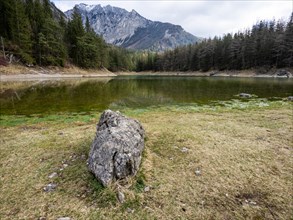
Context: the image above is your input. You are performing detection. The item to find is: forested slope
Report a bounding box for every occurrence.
[136,14,293,72]
[0,0,292,73]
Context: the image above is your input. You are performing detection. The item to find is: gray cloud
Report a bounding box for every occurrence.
[52,0,293,37]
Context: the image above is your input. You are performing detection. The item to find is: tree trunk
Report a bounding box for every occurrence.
[1,36,5,59]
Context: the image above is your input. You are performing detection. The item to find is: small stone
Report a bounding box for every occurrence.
[181,147,189,153]
[43,183,57,192]
[57,217,71,220]
[195,168,201,176]
[63,163,68,168]
[117,191,125,203]
[144,186,150,192]
[48,172,58,179]
[287,96,293,101]
[239,93,252,98]
[126,207,134,213]
[249,200,257,205]
[39,217,46,220]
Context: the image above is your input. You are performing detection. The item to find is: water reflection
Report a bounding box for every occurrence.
[0,76,292,115]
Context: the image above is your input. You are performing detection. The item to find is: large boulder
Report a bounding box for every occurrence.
[275,69,292,78]
[88,110,145,187]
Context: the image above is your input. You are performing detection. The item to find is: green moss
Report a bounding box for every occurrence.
[0,112,100,127]
[121,195,141,211]
[134,172,146,193]
[1,99,291,127]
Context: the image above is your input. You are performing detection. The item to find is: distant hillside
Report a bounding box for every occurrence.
[65,4,200,51]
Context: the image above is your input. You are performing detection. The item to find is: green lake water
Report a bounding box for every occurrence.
[0,76,292,115]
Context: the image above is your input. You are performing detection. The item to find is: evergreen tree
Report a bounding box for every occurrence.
[145,15,292,72]
[0,0,33,63]
[85,16,92,33]
[66,7,85,65]
[284,13,293,67]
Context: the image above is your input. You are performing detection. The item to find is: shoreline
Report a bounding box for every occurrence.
[0,73,116,81]
[1,65,292,81]
[0,64,117,81]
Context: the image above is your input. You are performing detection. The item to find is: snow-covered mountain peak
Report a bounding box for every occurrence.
[65,3,199,51]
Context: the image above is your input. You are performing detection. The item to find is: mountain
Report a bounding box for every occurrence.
[65,3,200,51]
[50,2,67,21]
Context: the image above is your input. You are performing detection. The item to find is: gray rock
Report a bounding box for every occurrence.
[239,93,252,98]
[209,71,218,76]
[117,191,125,203]
[43,183,57,192]
[181,147,189,153]
[57,218,71,220]
[276,69,292,78]
[249,201,257,206]
[48,172,58,179]
[288,96,293,101]
[144,186,150,192]
[88,110,145,187]
[127,207,134,213]
[195,169,201,176]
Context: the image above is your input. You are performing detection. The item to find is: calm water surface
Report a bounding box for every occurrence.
[0,76,292,115]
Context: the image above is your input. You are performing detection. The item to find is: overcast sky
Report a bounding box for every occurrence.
[51,0,293,38]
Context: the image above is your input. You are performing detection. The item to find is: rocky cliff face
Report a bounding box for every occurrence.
[65,4,199,51]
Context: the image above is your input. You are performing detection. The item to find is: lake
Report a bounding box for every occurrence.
[0,76,292,115]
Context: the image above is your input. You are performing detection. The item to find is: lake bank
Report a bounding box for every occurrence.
[1,65,292,81]
[0,64,116,81]
[0,101,292,219]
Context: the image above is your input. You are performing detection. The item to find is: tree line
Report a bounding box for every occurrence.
[0,0,135,70]
[137,13,293,72]
[0,0,292,72]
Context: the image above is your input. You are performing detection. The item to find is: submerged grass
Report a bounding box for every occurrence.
[0,100,292,219]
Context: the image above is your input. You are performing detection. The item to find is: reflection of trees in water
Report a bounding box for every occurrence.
[109,95,174,109]
[0,77,292,114]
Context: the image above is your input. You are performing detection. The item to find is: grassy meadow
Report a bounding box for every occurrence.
[0,100,292,219]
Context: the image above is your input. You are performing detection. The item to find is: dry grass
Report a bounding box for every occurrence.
[0,64,29,75]
[0,64,115,76]
[0,104,292,219]
[117,69,293,77]
[139,108,292,219]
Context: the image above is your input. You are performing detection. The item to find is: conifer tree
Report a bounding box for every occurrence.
[284,13,293,67]
[66,7,85,65]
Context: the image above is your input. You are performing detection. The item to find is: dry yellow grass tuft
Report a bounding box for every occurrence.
[0,64,29,75]
[0,105,292,219]
[0,64,116,76]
